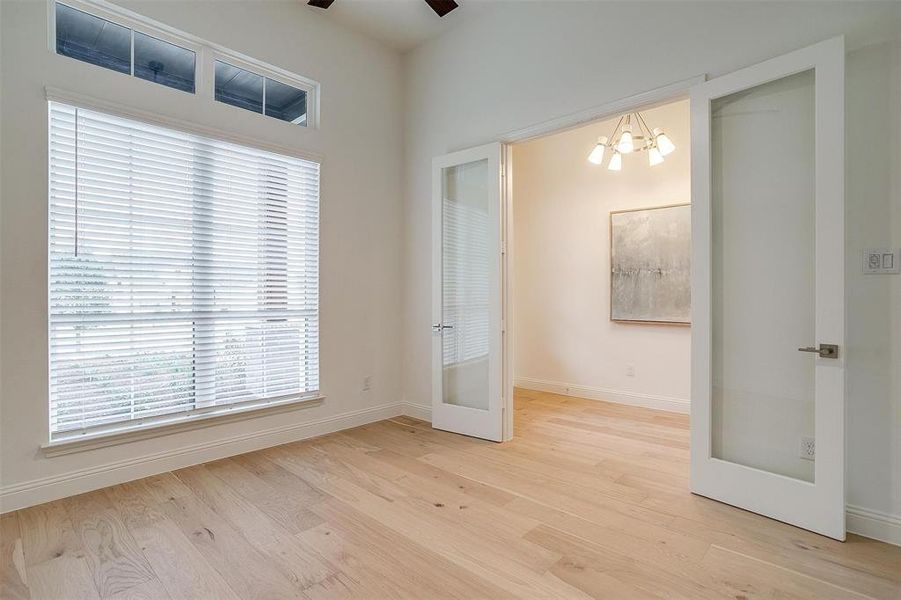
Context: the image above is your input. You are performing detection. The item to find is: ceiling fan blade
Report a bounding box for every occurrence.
[424,0,458,17]
[308,0,335,8]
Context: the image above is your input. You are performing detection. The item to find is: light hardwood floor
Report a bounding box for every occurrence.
[2,389,899,599]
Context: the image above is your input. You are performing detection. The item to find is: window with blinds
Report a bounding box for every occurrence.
[48,101,320,438]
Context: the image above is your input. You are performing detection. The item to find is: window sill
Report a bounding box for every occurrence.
[41,394,325,458]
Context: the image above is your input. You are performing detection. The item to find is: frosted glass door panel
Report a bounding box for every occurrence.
[710,70,815,482]
[441,159,491,410]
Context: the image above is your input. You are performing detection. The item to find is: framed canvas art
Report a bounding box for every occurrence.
[610,203,691,325]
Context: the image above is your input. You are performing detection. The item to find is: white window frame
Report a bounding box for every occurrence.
[42,88,325,455]
[47,0,321,128]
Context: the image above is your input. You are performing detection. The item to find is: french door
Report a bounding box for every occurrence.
[690,37,846,539]
[431,143,505,441]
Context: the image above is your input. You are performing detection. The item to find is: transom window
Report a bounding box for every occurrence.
[48,101,320,439]
[215,61,309,125]
[55,3,196,93]
[52,1,318,127]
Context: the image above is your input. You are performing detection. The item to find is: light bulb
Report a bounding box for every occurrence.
[617,126,634,154]
[608,151,622,171]
[587,136,608,164]
[648,146,664,166]
[653,128,675,156]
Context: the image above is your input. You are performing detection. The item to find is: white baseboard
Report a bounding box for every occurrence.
[1,402,410,514]
[515,376,690,414]
[846,505,901,547]
[400,401,431,422]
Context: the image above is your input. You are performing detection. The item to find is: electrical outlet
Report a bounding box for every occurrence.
[625,364,636,377]
[362,376,372,392]
[799,436,815,461]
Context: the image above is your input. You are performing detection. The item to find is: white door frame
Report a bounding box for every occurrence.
[690,36,846,540]
[497,75,705,441]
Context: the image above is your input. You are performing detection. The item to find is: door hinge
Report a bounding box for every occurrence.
[501,241,507,255]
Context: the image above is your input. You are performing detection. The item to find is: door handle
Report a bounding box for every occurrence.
[431,323,455,333]
[798,344,839,359]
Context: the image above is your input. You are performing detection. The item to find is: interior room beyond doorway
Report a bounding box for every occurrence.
[512,99,692,417]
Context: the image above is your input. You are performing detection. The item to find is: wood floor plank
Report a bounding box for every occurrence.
[0,512,30,599]
[269,441,565,578]
[17,499,82,568]
[298,511,510,600]
[3,390,899,599]
[506,495,711,564]
[25,554,100,600]
[16,499,99,600]
[525,523,735,600]
[700,543,878,600]
[62,491,156,598]
[363,446,517,508]
[230,451,325,507]
[309,437,538,538]
[300,572,367,600]
[173,464,336,590]
[263,439,583,596]
[159,492,304,600]
[104,577,170,600]
[103,480,168,531]
[203,457,325,534]
[419,448,674,528]
[130,516,241,600]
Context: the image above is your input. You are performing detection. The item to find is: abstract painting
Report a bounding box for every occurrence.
[610,203,691,324]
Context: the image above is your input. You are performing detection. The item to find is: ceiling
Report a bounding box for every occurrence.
[310,0,487,53]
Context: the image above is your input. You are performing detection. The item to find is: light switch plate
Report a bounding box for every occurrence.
[863,248,900,274]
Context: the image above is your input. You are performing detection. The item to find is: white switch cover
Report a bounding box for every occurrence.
[863,248,900,274]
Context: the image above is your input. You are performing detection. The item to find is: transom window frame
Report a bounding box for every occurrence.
[47,0,320,129]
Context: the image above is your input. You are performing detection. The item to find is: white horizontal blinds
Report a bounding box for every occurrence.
[441,160,490,366]
[48,102,319,435]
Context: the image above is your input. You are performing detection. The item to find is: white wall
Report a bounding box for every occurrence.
[513,101,691,411]
[402,2,901,539]
[844,39,901,541]
[0,0,404,510]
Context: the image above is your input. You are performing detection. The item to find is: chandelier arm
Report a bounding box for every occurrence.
[641,112,656,148]
[608,115,625,147]
[635,112,655,151]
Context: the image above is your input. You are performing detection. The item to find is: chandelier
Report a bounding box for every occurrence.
[587,112,675,171]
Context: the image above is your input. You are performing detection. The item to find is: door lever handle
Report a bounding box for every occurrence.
[798,344,839,359]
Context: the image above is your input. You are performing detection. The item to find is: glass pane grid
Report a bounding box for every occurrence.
[215,61,308,126]
[54,2,313,125]
[55,2,196,94]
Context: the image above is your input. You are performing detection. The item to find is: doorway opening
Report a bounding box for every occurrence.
[508,97,693,464]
